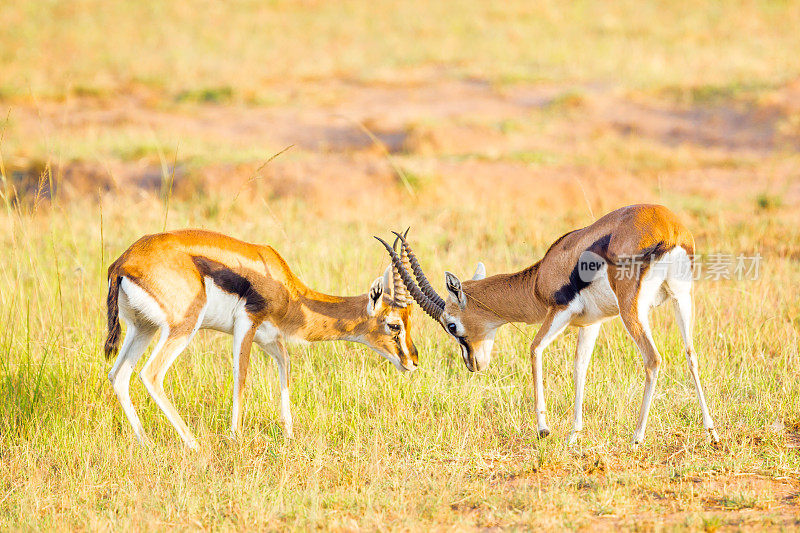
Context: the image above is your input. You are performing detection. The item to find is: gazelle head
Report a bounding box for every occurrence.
[375,231,495,372]
[362,261,419,372]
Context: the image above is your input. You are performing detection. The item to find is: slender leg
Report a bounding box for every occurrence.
[671,289,719,442]
[619,312,661,445]
[139,327,200,449]
[530,307,574,437]
[616,273,665,446]
[108,322,156,446]
[258,338,293,439]
[568,323,602,445]
[230,317,257,438]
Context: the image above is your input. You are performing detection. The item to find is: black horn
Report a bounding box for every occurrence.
[391,230,446,310]
[375,236,443,320]
[390,233,412,307]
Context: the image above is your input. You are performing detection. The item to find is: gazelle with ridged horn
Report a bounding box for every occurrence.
[377,204,719,445]
[105,229,418,449]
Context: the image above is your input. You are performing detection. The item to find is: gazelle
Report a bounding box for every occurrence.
[377,204,719,445]
[105,229,418,449]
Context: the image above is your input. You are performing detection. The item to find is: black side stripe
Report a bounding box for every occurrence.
[552,234,611,306]
[552,235,675,306]
[192,256,267,313]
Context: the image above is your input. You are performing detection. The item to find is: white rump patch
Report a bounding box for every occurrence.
[639,247,689,316]
[119,276,168,328]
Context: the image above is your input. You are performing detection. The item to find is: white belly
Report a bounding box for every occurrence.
[572,268,620,326]
[200,278,287,346]
[571,248,688,326]
[200,281,244,333]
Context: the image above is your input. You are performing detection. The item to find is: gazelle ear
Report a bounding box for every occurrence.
[367,275,385,316]
[472,262,486,280]
[382,265,393,299]
[445,271,467,310]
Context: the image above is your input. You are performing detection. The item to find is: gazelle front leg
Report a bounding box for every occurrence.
[260,338,293,439]
[530,306,574,437]
[231,317,257,439]
[568,322,602,445]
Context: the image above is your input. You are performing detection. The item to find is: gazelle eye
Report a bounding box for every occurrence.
[388,323,401,332]
[447,323,458,335]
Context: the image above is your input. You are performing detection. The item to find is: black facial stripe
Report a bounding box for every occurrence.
[457,336,474,369]
[394,335,404,358]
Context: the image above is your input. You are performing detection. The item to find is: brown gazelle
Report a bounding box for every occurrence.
[377,205,719,445]
[105,229,418,449]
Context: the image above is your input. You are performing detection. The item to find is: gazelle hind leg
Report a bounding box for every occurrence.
[670,287,719,442]
[108,322,156,446]
[530,307,574,438]
[617,273,667,445]
[259,339,293,439]
[139,327,200,449]
[620,310,662,445]
[568,323,602,445]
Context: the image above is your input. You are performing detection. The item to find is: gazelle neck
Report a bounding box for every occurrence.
[287,291,373,343]
[464,263,549,325]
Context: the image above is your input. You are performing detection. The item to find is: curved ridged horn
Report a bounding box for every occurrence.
[396,227,412,271]
[391,230,446,310]
[391,233,413,307]
[375,236,443,320]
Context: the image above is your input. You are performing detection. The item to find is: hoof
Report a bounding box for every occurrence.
[538,428,551,438]
[136,435,154,449]
[709,428,720,444]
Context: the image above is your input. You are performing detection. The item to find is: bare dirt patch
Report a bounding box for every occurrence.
[5,78,800,216]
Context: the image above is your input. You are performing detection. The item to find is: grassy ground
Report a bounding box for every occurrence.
[2,1,800,530]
